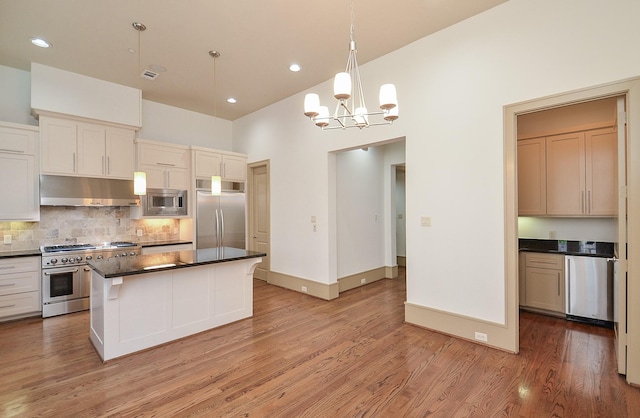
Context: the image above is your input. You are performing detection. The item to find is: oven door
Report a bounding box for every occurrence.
[42,266,83,304]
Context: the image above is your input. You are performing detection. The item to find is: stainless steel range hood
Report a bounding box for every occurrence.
[40,175,140,207]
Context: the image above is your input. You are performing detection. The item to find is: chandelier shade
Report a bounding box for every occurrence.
[303,0,399,130]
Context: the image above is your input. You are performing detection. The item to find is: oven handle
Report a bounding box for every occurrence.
[44,268,79,275]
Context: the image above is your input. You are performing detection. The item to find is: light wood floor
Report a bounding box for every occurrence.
[1,268,639,417]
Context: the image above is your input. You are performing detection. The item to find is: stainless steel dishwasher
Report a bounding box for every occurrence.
[565,255,614,326]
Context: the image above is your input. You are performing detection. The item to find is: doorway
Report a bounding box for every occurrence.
[248,160,270,280]
[505,77,640,384]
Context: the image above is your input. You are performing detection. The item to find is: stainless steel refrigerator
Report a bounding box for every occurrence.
[196,189,246,250]
[565,255,614,324]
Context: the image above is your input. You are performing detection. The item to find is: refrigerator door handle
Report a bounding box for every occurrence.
[215,209,220,247]
[220,209,225,247]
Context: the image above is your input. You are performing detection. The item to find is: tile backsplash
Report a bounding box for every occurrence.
[0,207,180,250]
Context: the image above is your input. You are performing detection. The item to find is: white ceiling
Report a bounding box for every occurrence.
[0,0,507,121]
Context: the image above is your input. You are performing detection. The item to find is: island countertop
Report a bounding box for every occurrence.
[87,247,266,278]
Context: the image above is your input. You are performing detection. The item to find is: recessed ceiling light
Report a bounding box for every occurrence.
[30,37,51,48]
[227,98,237,104]
[289,64,301,72]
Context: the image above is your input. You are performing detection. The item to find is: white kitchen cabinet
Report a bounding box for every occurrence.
[137,139,191,190]
[0,122,39,221]
[522,252,564,314]
[193,147,247,182]
[0,256,41,321]
[40,115,135,179]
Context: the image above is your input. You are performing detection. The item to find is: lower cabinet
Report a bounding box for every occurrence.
[0,256,41,321]
[520,252,565,314]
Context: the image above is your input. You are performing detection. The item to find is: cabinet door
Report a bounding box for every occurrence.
[586,128,617,216]
[77,123,106,177]
[141,165,168,189]
[222,155,247,181]
[546,132,585,215]
[525,267,564,312]
[41,117,77,174]
[167,167,190,189]
[0,153,39,220]
[105,128,135,179]
[517,138,546,215]
[195,151,222,178]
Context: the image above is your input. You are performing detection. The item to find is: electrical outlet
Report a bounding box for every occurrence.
[361,278,366,284]
[136,229,143,237]
[3,235,11,244]
[301,286,308,293]
[474,332,488,342]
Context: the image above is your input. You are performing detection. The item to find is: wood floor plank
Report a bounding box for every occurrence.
[1,268,639,417]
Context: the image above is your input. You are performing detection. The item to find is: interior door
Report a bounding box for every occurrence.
[248,161,270,280]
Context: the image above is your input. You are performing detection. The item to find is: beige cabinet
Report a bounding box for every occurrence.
[193,148,246,182]
[136,139,190,189]
[0,256,41,321]
[546,128,617,216]
[40,115,135,179]
[0,122,39,221]
[521,252,564,314]
[517,137,546,216]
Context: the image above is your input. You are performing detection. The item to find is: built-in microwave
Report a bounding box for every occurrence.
[142,188,188,216]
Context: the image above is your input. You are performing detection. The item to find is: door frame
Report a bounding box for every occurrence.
[247,160,270,280]
[504,76,640,385]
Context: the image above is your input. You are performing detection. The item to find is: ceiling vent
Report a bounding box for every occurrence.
[140,69,159,80]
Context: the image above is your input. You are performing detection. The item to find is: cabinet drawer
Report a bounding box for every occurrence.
[0,291,41,319]
[0,257,40,275]
[138,143,190,168]
[524,253,563,270]
[0,271,40,296]
[0,125,37,155]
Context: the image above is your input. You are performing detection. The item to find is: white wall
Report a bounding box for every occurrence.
[0,65,36,126]
[233,0,640,328]
[336,147,385,277]
[518,217,617,242]
[139,100,233,150]
[0,65,233,152]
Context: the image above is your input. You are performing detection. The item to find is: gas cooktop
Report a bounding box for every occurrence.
[41,242,139,253]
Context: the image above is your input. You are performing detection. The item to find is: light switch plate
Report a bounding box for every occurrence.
[3,235,11,244]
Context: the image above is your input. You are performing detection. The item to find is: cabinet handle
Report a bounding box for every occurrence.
[0,304,16,309]
[102,156,105,174]
[588,190,591,214]
[0,148,23,154]
[557,272,561,296]
[581,191,585,214]
[157,162,176,167]
[0,266,15,270]
[0,283,16,287]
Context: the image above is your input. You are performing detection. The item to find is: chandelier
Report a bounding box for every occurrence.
[303,0,398,130]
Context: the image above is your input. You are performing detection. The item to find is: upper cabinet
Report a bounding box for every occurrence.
[0,122,40,221]
[40,115,135,180]
[517,138,546,216]
[546,128,617,216]
[136,139,191,190]
[193,147,247,182]
[518,127,617,217]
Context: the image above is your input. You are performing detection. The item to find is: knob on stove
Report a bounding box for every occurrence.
[61,257,68,263]
[50,258,58,265]
[75,256,83,262]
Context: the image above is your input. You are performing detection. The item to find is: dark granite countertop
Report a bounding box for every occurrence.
[139,240,193,248]
[88,246,266,278]
[519,239,615,258]
[0,249,41,259]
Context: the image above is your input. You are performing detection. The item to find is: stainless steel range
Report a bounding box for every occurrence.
[41,242,141,318]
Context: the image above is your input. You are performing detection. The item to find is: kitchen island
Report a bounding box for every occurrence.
[87,247,264,361]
